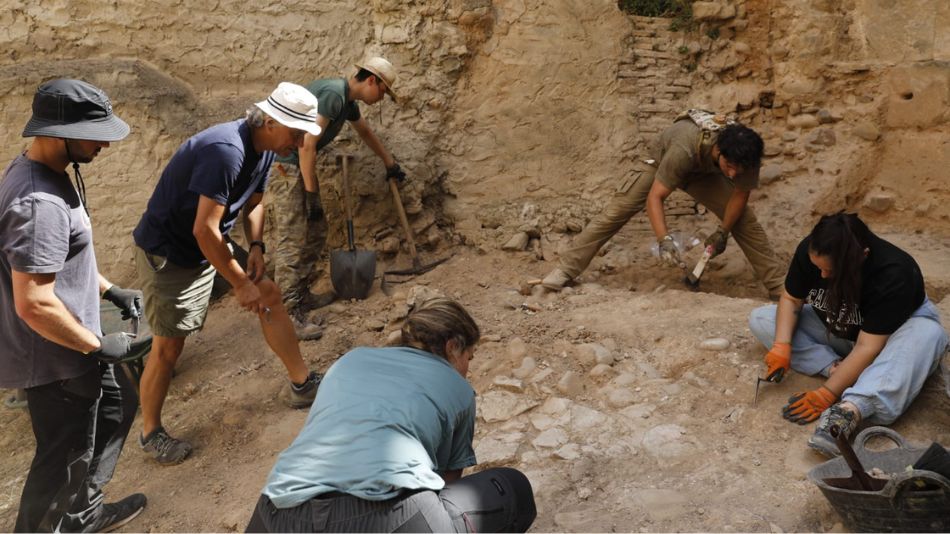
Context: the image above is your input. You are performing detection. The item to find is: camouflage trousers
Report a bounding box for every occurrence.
[268,161,328,308]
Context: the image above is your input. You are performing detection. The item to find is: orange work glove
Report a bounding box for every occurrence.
[781,386,837,424]
[763,342,792,383]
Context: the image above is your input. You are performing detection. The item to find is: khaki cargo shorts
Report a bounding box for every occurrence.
[135,246,217,338]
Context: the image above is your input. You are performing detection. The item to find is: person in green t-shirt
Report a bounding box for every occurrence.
[270,57,406,326]
[542,113,785,300]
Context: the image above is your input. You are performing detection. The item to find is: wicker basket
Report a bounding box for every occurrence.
[808,426,950,532]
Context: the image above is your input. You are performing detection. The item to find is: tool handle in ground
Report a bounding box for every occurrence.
[388,177,420,266]
[686,245,715,285]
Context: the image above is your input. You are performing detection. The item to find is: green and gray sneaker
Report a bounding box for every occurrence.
[140,427,193,465]
[286,371,322,409]
[808,403,858,458]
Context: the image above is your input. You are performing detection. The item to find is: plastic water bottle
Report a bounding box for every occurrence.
[650,231,700,258]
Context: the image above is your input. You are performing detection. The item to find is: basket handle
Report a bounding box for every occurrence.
[852,426,910,456]
[890,470,950,510]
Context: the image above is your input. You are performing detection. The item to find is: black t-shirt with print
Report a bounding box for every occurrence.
[784,234,925,341]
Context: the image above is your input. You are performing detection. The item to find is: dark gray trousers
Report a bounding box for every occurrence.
[14,363,138,533]
[246,467,536,533]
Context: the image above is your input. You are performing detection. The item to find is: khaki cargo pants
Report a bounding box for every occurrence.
[268,162,328,307]
[558,161,786,295]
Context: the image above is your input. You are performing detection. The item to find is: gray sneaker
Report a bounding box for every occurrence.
[808,403,858,458]
[83,493,147,533]
[140,427,193,465]
[286,371,322,409]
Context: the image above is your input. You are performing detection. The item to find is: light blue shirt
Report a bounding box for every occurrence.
[262,346,477,508]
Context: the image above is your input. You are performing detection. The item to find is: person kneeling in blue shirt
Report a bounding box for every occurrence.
[248,297,537,533]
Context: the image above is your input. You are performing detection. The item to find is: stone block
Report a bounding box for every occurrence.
[852,121,881,141]
[863,191,896,213]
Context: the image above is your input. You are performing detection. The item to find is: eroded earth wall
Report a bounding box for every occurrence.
[1,0,947,284]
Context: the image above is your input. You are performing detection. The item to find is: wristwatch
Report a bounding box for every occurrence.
[249,240,266,254]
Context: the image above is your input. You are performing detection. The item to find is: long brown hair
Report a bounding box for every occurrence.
[807,212,872,332]
[401,298,480,359]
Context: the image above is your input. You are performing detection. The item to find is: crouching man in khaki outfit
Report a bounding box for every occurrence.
[542,111,785,299]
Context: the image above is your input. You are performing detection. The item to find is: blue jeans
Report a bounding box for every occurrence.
[749,299,948,424]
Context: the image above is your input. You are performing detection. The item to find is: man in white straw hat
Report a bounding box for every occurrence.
[132,82,325,466]
[0,78,147,532]
[269,56,405,317]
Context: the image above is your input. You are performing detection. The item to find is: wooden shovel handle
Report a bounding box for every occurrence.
[389,178,420,265]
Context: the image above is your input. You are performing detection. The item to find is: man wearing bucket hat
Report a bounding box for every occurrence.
[269,56,405,318]
[132,82,325,466]
[0,79,146,532]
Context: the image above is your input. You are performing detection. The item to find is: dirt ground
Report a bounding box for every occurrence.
[2,222,949,532]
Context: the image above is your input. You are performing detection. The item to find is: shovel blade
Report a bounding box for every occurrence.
[330,249,377,300]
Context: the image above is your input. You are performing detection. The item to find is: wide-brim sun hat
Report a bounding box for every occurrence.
[255,82,322,137]
[22,78,130,142]
[355,57,399,102]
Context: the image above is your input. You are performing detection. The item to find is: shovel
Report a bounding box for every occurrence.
[380,176,450,293]
[330,154,376,300]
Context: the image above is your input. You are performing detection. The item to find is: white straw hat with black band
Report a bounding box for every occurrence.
[22,79,130,142]
[255,82,322,136]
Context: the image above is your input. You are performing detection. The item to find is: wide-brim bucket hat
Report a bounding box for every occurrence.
[22,78,130,142]
[255,82,322,136]
[355,57,399,102]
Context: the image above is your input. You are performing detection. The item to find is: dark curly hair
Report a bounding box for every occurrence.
[716,124,764,170]
[807,212,873,333]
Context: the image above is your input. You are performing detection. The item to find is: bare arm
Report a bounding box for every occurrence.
[299,115,330,193]
[720,189,751,233]
[646,179,675,240]
[242,192,265,244]
[824,331,889,396]
[242,192,266,283]
[193,195,263,312]
[351,116,396,168]
[12,270,100,353]
[97,273,113,295]
[773,290,804,344]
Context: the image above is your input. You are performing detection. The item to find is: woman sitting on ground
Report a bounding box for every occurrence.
[749,212,948,457]
[247,297,536,533]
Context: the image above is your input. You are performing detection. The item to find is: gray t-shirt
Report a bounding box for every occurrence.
[0,154,100,388]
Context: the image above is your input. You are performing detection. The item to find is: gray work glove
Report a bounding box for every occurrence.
[305,191,323,222]
[657,235,683,267]
[704,226,729,257]
[386,163,406,184]
[90,333,133,364]
[102,286,142,320]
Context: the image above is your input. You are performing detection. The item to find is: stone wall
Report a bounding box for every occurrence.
[1,0,948,284]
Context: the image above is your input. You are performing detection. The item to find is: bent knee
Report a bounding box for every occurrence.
[149,337,185,367]
[256,278,283,306]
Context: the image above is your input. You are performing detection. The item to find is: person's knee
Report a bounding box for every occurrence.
[148,337,185,369]
[256,279,283,307]
[748,305,777,341]
[491,467,537,532]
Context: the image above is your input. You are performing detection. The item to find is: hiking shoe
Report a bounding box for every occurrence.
[84,493,147,533]
[293,319,324,341]
[808,403,858,458]
[541,268,572,291]
[140,427,193,465]
[300,291,336,311]
[286,371,322,409]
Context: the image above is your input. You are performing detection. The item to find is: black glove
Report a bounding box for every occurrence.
[386,163,406,184]
[704,226,729,257]
[103,286,142,320]
[90,333,133,364]
[305,191,323,222]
